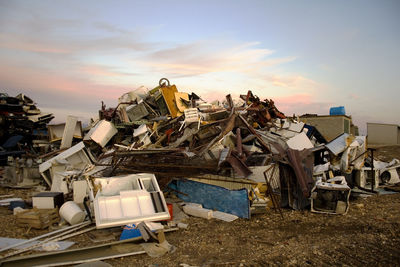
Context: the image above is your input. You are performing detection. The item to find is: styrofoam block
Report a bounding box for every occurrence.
[183,204,212,219]
[212,210,238,222]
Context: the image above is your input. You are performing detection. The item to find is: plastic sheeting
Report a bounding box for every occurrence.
[168,180,250,219]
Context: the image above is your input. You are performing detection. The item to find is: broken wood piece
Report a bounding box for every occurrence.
[15,208,59,230]
[198,113,237,156]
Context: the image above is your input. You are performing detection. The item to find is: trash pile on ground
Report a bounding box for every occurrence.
[0,93,53,165]
[0,78,399,265]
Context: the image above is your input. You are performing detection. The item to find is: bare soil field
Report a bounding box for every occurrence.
[112,193,400,267]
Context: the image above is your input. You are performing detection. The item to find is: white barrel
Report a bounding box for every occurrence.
[59,201,86,225]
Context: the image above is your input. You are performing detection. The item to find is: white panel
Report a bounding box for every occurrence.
[60,115,78,149]
[120,191,141,217]
[325,133,350,155]
[93,173,169,229]
[286,132,314,150]
[102,196,122,219]
[138,192,155,216]
[89,120,118,147]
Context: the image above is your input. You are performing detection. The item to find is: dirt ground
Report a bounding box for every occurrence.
[0,145,399,266]
[0,190,398,267]
[372,145,400,162]
[111,193,400,267]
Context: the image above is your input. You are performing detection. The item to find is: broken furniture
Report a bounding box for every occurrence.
[179,108,200,130]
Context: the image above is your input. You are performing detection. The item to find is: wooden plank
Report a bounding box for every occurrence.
[16,208,59,229]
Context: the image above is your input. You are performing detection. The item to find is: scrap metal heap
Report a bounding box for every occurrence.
[1,79,400,263]
[93,80,289,180]
[2,79,400,213]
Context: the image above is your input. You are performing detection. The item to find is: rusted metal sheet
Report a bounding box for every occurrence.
[286,148,314,198]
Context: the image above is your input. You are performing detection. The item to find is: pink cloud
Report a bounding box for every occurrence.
[274,94,332,116]
[200,90,232,103]
[0,34,71,54]
[80,65,132,77]
[0,64,129,101]
[275,94,313,105]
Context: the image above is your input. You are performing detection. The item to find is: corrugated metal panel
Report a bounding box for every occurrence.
[325,133,350,156]
[189,165,281,192]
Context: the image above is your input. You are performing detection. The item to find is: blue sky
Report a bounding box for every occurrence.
[0,0,399,133]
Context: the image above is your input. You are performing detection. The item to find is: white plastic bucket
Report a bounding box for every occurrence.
[59,201,86,225]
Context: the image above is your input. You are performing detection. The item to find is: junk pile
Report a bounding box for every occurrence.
[0,93,54,145]
[0,78,399,264]
[0,93,54,185]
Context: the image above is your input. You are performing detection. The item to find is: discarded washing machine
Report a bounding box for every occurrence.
[355,167,380,189]
[311,176,351,215]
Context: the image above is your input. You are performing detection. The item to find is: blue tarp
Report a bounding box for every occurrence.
[168,180,250,219]
[2,135,23,149]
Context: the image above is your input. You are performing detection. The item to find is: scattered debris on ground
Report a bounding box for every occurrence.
[0,78,399,266]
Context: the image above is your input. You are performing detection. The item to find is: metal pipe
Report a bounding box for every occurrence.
[0,221,91,253]
[371,148,375,191]
[0,225,95,260]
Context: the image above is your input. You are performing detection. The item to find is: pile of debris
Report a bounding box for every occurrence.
[0,93,53,145]
[0,93,54,186]
[0,78,399,265]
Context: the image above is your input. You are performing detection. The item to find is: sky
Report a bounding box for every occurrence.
[0,0,399,134]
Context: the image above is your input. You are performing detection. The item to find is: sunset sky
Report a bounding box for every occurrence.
[1,0,399,133]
